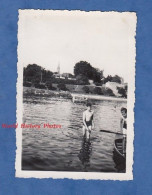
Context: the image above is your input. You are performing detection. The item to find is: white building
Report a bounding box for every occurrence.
[104,82,127,96]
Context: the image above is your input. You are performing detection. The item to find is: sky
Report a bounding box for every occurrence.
[18,10,136,82]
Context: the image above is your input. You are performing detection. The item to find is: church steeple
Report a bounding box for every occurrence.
[57,62,60,74]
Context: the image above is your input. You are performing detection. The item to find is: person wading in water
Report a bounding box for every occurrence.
[83,103,94,139]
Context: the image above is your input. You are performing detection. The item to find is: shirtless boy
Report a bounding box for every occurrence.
[83,103,94,139]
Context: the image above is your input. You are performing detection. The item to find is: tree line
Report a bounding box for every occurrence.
[23,61,127,97]
[24,61,122,85]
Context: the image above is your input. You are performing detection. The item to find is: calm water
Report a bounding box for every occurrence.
[22,96,126,172]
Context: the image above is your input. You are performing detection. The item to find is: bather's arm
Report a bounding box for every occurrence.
[83,112,89,130]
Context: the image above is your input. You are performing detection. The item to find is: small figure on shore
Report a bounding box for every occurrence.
[120,107,127,155]
[83,103,94,139]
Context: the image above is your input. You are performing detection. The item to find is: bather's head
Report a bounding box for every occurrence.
[121,107,127,118]
[86,103,92,111]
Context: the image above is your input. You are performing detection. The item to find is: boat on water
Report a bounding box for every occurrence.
[71,94,88,103]
[113,134,126,171]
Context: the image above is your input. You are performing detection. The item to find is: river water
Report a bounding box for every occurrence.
[22,96,126,172]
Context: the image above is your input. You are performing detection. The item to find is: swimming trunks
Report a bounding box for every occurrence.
[83,115,93,127]
[85,120,92,127]
[83,112,93,127]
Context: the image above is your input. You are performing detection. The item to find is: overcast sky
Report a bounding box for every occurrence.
[18,10,136,82]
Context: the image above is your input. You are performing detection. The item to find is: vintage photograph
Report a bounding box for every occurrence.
[16,10,136,180]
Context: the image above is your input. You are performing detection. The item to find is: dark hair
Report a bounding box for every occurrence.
[86,102,92,107]
[121,107,127,113]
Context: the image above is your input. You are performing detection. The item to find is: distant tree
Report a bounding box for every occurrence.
[23,64,53,84]
[105,88,115,96]
[93,87,103,95]
[125,85,128,91]
[42,70,53,82]
[111,75,121,84]
[32,77,41,85]
[24,64,42,79]
[23,81,32,87]
[117,87,127,98]
[94,82,102,86]
[104,75,122,84]
[57,83,67,91]
[103,75,113,84]
[76,74,89,85]
[74,61,93,77]
[34,83,46,89]
[74,61,103,83]
[101,88,115,96]
[82,86,90,94]
[92,68,103,83]
[45,81,53,90]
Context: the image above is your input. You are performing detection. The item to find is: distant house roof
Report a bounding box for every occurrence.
[53,72,76,79]
[53,73,60,78]
[61,73,75,78]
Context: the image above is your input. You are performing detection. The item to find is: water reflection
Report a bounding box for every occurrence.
[78,137,92,171]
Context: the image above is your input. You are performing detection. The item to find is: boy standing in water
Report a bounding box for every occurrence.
[120,107,127,155]
[83,103,94,139]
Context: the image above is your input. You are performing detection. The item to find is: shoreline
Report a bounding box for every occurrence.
[23,86,127,102]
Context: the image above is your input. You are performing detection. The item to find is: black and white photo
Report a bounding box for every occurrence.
[16,10,136,180]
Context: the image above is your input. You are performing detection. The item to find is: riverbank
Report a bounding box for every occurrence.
[23,87,127,102]
[23,87,72,99]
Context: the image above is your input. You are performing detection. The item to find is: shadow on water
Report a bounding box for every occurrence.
[78,137,92,171]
